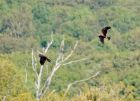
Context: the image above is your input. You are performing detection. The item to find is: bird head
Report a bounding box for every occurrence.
[105,26,111,30]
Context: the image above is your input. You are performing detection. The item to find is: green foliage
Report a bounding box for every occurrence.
[0,35,38,53]
[71,82,136,101]
[40,40,47,48]
[0,57,27,97]
[0,0,140,100]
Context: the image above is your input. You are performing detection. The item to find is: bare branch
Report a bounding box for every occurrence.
[2,96,6,101]
[63,41,78,62]
[36,65,44,99]
[44,33,54,53]
[32,49,38,77]
[25,62,28,83]
[42,90,56,99]
[45,64,49,74]
[55,35,65,64]
[63,71,100,97]
[32,49,35,71]
[63,58,89,66]
[47,90,56,97]
[41,65,60,97]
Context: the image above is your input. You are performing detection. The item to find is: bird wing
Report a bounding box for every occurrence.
[46,57,51,62]
[101,26,111,37]
[98,35,105,44]
[39,54,51,62]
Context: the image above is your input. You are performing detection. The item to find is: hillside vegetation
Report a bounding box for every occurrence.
[0,0,140,101]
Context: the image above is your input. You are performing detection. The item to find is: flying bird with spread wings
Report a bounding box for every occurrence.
[39,54,51,65]
[98,26,111,44]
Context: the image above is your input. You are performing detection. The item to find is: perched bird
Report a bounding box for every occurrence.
[39,54,51,65]
[98,26,111,44]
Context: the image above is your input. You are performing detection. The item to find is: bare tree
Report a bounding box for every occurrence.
[31,34,88,101]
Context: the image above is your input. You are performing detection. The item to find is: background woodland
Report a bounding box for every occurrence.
[0,0,140,101]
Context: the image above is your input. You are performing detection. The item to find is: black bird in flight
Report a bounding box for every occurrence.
[39,54,51,65]
[98,26,111,44]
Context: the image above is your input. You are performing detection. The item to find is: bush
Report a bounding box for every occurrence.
[0,57,27,97]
